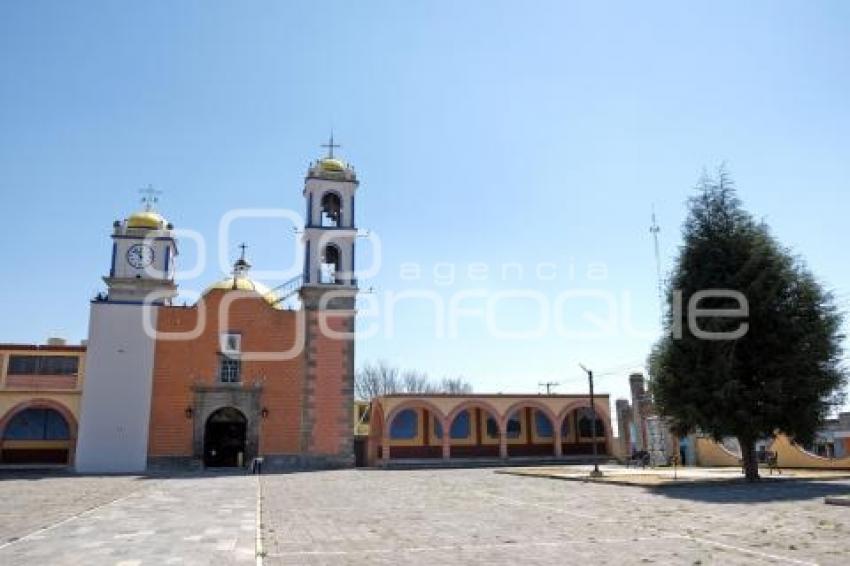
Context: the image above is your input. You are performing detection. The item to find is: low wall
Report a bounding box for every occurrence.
[695,437,741,467]
[770,435,850,470]
[695,434,850,470]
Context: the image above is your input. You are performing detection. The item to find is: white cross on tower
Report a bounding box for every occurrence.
[139,184,162,211]
[320,133,341,159]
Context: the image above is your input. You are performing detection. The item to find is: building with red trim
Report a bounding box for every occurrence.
[367,394,612,466]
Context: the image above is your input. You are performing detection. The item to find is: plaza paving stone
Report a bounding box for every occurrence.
[0,472,256,565]
[2,467,850,565]
[501,464,850,487]
[0,472,143,547]
[260,468,850,566]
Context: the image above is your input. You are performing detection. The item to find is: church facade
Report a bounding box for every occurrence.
[74,150,359,472]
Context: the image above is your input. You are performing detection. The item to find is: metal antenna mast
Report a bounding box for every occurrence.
[650,205,664,328]
[538,381,559,395]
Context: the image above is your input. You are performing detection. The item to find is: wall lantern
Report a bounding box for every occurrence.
[185,406,194,419]
[261,407,269,419]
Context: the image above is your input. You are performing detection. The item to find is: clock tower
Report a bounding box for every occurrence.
[103,188,178,304]
[76,189,178,473]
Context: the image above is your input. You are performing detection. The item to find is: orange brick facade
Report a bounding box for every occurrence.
[302,310,354,456]
[147,288,354,469]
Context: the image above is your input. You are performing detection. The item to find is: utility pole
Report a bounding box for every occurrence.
[538,381,559,395]
[650,205,664,329]
[579,364,603,478]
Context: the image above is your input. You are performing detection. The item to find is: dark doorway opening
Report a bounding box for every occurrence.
[203,407,247,467]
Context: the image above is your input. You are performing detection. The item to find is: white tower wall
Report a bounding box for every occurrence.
[75,302,158,473]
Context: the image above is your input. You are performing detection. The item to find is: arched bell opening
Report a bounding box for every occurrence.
[320,243,342,284]
[320,192,342,227]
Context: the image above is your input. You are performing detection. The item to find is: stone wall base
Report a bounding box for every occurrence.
[262,453,354,471]
[146,456,203,473]
[145,453,354,473]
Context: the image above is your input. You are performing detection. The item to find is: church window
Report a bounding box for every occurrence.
[320,192,342,227]
[7,355,78,375]
[220,333,241,355]
[219,356,241,383]
[390,409,418,439]
[535,410,553,438]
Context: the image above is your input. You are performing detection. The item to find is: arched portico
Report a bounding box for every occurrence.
[370,394,614,466]
[502,401,560,458]
[0,399,77,465]
[383,400,447,462]
[445,401,503,459]
[558,401,612,457]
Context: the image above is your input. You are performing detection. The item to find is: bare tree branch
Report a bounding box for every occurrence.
[355,362,473,400]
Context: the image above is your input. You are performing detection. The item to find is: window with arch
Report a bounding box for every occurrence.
[320,244,341,284]
[320,192,342,227]
[535,410,553,438]
[3,408,70,440]
[435,410,471,439]
[577,407,606,438]
[505,411,522,439]
[390,409,418,440]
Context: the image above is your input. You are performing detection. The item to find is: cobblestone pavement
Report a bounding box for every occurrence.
[0,472,143,547]
[261,468,850,566]
[0,472,256,565]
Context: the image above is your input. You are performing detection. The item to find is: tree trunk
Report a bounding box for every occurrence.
[739,437,760,482]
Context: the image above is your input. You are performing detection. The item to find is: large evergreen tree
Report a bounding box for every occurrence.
[650,168,846,481]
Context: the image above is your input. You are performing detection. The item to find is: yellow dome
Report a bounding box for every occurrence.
[127,210,166,230]
[319,157,347,172]
[203,275,281,308]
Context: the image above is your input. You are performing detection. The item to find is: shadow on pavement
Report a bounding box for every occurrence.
[651,479,850,504]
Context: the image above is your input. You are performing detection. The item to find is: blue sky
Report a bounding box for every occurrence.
[1,1,848,407]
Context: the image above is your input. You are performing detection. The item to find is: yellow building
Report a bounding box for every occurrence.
[367,393,612,466]
[354,400,370,438]
[0,341,86,466]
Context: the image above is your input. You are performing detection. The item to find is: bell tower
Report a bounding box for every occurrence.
[299,134,359,309]
[297,136,358,466]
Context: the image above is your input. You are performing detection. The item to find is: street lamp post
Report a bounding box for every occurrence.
[579,364,603,478]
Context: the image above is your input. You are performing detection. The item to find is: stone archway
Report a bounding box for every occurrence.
[192,384,261,466]
[203,407,247,467]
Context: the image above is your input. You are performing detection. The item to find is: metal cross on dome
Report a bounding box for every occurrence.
[320,133,341,159]
[139,184,162,211]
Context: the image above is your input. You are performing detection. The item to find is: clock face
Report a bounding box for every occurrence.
[126,244,155,269]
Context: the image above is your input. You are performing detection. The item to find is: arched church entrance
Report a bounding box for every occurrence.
[203,407,247,468]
